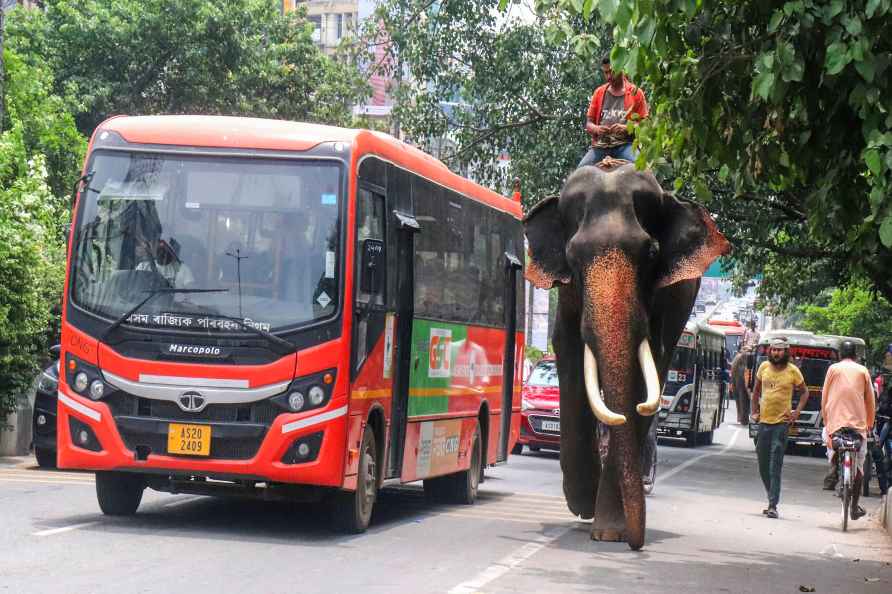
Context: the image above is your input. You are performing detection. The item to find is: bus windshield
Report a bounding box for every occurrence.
[670,346,696,371]
[754,356,833,388]
[71,151,341,332]
[527,361,559,387]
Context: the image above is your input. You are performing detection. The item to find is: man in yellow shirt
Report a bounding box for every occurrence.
[751,338,808,518]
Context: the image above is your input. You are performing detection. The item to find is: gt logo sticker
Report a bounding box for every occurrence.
[428,328,452,378]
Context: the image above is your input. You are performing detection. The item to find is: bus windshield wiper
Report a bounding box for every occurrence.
[101,288,229,343]
[102,287,298,354]
[185,310,298,355]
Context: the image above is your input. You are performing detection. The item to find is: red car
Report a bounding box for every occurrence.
[513,357,560,453]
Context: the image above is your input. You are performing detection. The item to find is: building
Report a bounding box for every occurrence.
[282,1,359,56]
[283,1,395,126]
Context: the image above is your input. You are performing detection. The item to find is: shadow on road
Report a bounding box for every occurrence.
[31,484,561,545]
[520,528,892,593]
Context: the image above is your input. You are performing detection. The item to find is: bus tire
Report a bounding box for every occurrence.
[96,471,145,516]
[702,431,714,446]
[450,424,482,505]
[332,428,378,534]
[34,447,56,469]
[511,443,524,455]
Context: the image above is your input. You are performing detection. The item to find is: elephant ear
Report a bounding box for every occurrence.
[655,193,731,289]
[523,195,571,289]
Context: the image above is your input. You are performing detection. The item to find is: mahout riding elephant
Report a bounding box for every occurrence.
[523,160,729,549]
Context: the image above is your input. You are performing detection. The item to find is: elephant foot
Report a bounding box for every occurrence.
[565,495,595,520]
[563,481,595,519]
[591,527,625,542]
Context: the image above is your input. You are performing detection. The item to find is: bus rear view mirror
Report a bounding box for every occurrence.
[360,239,384,294]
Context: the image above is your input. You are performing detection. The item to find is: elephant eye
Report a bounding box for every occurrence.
[648,240,660,261]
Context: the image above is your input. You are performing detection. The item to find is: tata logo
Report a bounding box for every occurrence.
[166,344,224,357]
[177,391,208,413]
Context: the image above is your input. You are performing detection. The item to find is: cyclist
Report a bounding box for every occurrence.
[578,53,648,168]
[820,340,875,521]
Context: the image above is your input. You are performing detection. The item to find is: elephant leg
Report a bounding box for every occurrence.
[591,424,645,549]
[554,300,597,519]
[591,450,626,541]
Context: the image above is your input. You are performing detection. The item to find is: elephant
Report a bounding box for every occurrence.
[523,160,730,550]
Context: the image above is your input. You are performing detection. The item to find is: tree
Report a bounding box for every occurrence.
[0,49,76,419]
[797,285,892,368]
[364,0,612,198]
[527,0,892,305]
[6,0,369,137]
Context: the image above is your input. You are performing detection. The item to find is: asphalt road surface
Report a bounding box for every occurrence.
[2,415,890,594]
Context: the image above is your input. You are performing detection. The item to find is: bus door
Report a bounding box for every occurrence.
[498,252,522,462]
[386,209,419,479]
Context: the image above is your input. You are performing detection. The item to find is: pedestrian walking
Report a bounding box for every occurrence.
[750,337,808,519]
[731,346,752,425]
[820,341,876,520]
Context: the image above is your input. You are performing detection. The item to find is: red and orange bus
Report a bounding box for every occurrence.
[57,116,524,532]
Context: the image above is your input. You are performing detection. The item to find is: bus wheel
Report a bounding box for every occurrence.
[701,431,714,446]
[332,429,378,534]
[451,425,482,504]
[96,471,145,516]
[511,443,524,455]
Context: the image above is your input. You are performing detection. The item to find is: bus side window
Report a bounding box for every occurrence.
[356,188,385,305]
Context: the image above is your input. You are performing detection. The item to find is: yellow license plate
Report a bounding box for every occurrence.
[167,423,211,456]
[788,427,799,435]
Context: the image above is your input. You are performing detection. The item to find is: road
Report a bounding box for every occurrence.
[1,417,890,594]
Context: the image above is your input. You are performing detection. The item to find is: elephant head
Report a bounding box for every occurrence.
[524,161,729,549]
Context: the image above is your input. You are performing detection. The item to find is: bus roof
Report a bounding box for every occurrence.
[819,334,867,348]
[756,329,836,349]
[708,319,745,335]
[95,115,522,218]
[684,320,725,339]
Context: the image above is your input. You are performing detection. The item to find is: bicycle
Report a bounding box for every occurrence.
[831,427,863,532]
[642,419,658,496]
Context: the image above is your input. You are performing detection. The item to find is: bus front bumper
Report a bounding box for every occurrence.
[657,410,694,434]
[55,388,348,486]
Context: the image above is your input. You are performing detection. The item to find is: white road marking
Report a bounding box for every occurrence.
[32,521,99,537]
[657,428,741,485]
[162,496,205,508]
[447,525,572,594]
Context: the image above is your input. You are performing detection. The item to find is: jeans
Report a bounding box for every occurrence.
[873,418,891,494]
[578,143,637,168]
[756,423,788,507]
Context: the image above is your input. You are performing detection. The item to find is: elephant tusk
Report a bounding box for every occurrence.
[636,339,661,416]
[584,344,626,426]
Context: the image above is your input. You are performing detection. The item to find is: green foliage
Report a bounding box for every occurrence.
[531,0,892,306]
[6,0,369,136]
[0,48,81,419]
[798,285,892,368]
[0,150,66,419]
[366,0,612,199]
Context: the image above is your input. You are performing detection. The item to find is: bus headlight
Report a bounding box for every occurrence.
[89,380,105,401]
[288,392,306,412]
[73,372,89,393]
[308,386,325,406]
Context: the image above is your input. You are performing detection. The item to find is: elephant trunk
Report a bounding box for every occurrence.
[582,250,651,549]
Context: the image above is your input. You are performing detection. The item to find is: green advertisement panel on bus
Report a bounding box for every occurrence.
[408,318,506,417]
